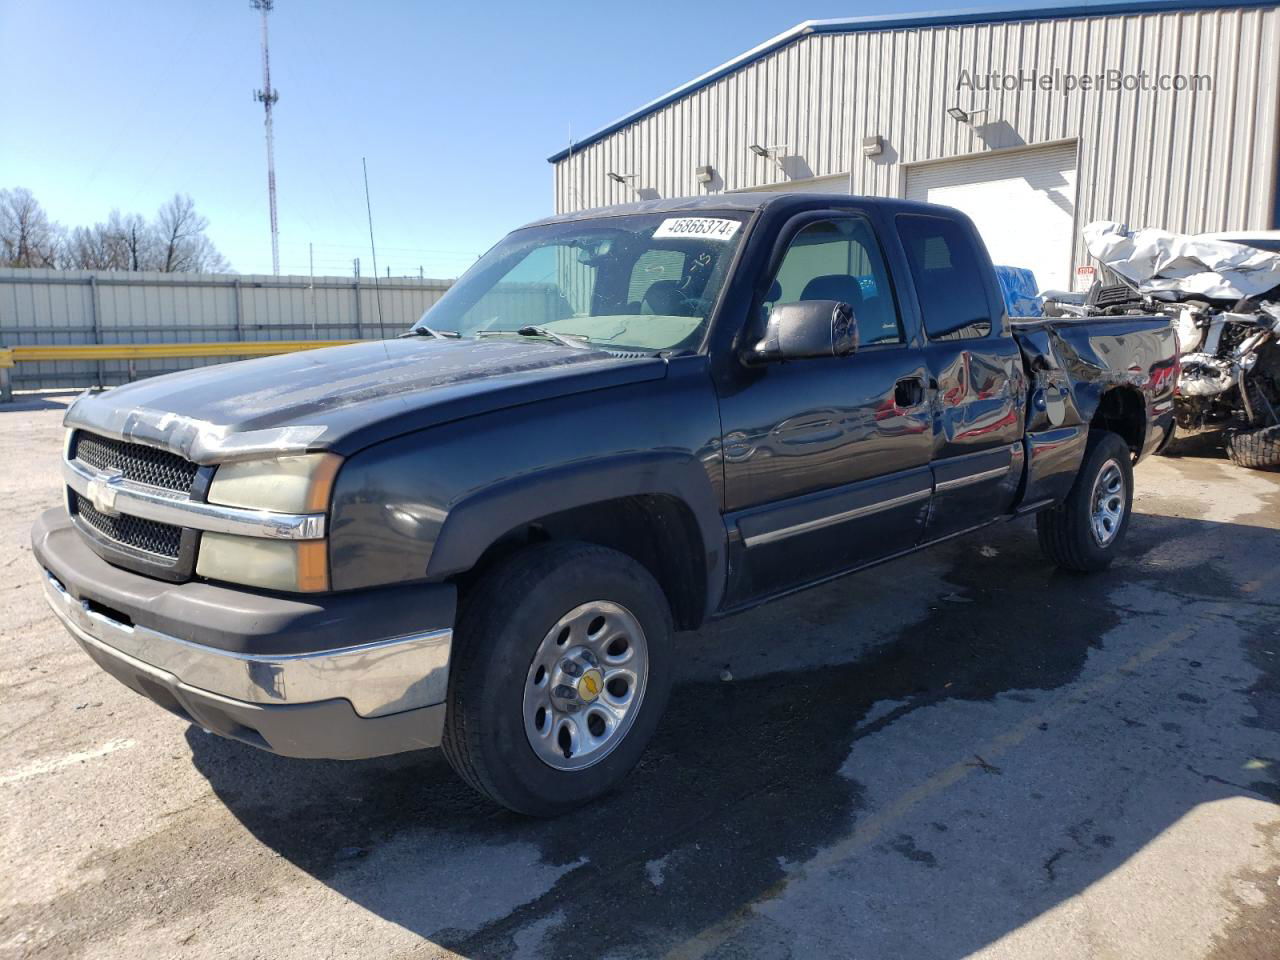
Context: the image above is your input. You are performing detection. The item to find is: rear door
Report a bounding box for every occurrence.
[894,212,1026,541]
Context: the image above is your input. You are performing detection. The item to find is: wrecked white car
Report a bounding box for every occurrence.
[1045,222,1280,469]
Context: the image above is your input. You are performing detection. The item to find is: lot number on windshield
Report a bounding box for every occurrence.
[653,217,741,241]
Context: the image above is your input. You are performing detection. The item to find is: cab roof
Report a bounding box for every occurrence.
[522,193,950,230]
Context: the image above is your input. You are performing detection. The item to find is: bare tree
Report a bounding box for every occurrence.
[153,194,229,273]
[115,211,153,271]
[3,188,231,273]
[0,188,64,267]
[68,223,121,270]
[66,225,112,269]
[65,211,156,271]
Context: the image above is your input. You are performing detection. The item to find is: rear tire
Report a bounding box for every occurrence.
[1226,424,1280,470]
[441,541,673,816]
[1037,430,1134,573]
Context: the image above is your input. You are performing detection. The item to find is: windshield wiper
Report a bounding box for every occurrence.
[398,326,460,340]
[517,325,592,349]
[476,325,592,349]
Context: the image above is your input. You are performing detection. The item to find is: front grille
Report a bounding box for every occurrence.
[73,493,183,560]
[72,432,199,493]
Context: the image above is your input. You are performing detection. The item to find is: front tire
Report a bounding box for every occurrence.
[1037,430,1134,573]
[441,541,673,816]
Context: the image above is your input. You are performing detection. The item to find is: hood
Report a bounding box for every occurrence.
[64,337,666,463]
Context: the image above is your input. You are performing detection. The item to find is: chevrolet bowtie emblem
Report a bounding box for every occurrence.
[86,470,123,517]
[576,668,603,703]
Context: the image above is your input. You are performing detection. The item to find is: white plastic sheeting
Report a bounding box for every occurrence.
[1083,221,1280,300]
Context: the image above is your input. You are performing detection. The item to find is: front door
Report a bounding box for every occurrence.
[717,214,933,606]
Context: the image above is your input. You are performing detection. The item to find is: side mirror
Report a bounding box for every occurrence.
[749,300,858,363]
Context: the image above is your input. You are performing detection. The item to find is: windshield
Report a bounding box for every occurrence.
[412,212,749,352]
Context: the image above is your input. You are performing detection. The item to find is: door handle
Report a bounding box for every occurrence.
[895,376,926,409]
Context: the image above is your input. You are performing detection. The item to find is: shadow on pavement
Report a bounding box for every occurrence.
[1158,429,1231,462]
[188,512,1280,959]
[0,389,81,413]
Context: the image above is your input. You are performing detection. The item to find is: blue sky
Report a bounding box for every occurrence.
[3,0,997,278]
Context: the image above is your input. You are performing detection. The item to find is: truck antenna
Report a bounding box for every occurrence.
[362,157,385,338]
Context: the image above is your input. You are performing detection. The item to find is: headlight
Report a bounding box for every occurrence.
[206,452,342,513]
[197,453,342,593]
[196,534,330,592]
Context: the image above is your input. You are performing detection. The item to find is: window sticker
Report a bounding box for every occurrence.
[653,217,742,241]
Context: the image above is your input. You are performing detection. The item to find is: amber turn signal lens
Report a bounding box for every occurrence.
[295,540,330,593]
[303,453,343,513]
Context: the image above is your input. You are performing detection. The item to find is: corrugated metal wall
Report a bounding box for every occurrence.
[0,268,453,389]
[554,6,1280,269]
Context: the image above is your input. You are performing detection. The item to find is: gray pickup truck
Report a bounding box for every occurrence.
[33,194,1177,815]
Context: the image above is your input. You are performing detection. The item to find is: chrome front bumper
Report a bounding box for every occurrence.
[33,507,455,758]
[42,570,451,719]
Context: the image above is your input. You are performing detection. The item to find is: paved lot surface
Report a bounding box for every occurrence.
[2,395,1278,960]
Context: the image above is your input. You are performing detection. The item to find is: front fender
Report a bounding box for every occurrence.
[327,358,727,603]
[427,451,726,613]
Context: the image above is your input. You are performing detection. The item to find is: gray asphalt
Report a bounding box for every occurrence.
[2,395,1277,960]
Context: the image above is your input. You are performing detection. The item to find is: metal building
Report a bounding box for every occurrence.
[549,0,1280,293]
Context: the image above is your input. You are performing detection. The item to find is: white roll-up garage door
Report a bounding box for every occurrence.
[737,174,850,194]
[905,142,1078,292]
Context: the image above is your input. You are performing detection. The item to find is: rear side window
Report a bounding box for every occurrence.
[897,214,992,341]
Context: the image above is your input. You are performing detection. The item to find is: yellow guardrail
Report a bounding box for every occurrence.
[0,339,358,366]
[0,340,361,399]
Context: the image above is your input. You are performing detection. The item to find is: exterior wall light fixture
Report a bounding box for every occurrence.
[946,105,989,124]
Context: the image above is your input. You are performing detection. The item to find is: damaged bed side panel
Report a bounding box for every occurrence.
[1012,316,1177,507]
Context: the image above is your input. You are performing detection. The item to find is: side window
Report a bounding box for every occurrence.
[766,218,903,346]
[896,214,992,341]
